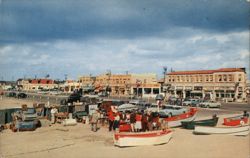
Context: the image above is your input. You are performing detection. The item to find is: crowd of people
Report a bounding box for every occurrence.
[90,107,168,133]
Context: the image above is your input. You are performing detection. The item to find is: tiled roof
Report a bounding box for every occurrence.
[167,68,245,75]
[31,79,54,84]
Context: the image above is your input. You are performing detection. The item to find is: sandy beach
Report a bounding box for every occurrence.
[0,98,249,158]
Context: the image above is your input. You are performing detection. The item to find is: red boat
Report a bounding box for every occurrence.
[119,108,197,132]
[223,115,249,126]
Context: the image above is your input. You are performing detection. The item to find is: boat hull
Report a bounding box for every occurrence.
[119,108,197,132]
[181,117,219,129]
[114,130,173,147]
[166,108,197,128]
[223,116,249,126]
[194,125,250,136]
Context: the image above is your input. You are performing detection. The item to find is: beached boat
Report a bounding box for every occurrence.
[181,115,219,129]
[119,108,197,132]
[193,125,250,136]
[223,116,249,126]
[113,129,173,147]
[223,114,249,126]
[165,108,197,127]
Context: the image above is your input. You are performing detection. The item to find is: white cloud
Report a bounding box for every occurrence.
[0,28,249,80]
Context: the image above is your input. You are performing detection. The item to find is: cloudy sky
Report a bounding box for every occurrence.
[0,0,249,80]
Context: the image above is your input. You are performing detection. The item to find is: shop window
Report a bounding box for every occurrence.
[144,88,151,94]
[153,88,159,94]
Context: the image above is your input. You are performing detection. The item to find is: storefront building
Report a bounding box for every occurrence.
[165,68,247,102]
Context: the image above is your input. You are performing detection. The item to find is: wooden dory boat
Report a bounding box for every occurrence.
[223,115,249,126]
[193,125,250,136]
[113,129,173,147]
[165,108,197,128]
[181,115,219,129]
[119,108,198,132]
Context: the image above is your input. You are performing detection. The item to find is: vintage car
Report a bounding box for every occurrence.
[145,103,160,112]
[117,103,138,112]
[17,93,27,99]
[159,105,188,117]
[182,99,200,106]
[199,101,221,108]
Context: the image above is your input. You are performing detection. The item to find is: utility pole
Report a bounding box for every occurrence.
[163,66,168,99]
[106,70,111,98]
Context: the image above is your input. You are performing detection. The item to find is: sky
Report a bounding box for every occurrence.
[0,0,249,81]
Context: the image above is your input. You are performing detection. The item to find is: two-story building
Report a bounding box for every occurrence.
[79,73,162,98]
[17,79,58,91]
[165,68,247,102]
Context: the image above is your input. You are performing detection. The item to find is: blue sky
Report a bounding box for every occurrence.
[0,0,249,80]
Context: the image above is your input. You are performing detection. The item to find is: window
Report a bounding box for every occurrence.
[223,75,227,82]
[209,75,213,82]
[206,75,209,82]
[238,74,242,82]
[199,75,203,82]
[144,88,151,94]
[153,88,159,94]
[218,75,222,82]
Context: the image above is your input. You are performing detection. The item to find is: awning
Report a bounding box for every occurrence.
[191,91,202,94]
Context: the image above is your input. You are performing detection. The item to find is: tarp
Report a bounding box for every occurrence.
[0,108,21,124]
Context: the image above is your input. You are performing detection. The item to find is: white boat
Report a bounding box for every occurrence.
[194,125,250,136]
[113,129,173,147]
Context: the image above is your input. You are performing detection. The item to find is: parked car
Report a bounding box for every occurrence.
[129,100,150,111]
[17,93,27,99]
[182,99,200,106]
[159,105,188,117]
[98,92,108,97]
[199,101,221,108]
[6,92,16,97]
[145,103,160,112]
[117,103,138,112]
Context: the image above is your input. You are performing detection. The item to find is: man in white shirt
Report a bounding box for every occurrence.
[50,106,58,124]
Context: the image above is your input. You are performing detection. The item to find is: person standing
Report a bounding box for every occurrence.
[135,112,142,132]
[113,112,120,132]
[130,111,136,132]
[90,110,100,132]
[50,106,58,124]
[108,110,114,131]
[141,112,148,132]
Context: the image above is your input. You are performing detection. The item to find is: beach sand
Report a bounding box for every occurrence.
[0,97,249,158]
